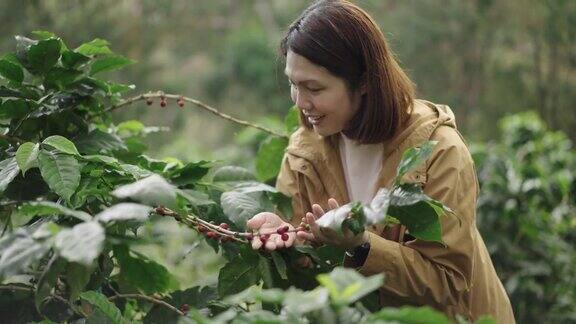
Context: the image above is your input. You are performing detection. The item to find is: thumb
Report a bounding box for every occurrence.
[246,212,267,230]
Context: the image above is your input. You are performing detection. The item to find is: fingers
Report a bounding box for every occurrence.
[246,212,267,230]
[328,198,339,209]
[312,204,325,219]
[306,212,322,239]
[251,236,263,250]
[265,239,277,251]
[297,231,315,241]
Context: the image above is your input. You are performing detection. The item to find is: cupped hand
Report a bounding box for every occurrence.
[246,212,296,251]
[300,198,368,251]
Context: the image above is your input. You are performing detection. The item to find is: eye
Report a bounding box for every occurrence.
[308,87,323,93]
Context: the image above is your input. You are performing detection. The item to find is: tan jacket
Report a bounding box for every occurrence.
[276,99,515,322]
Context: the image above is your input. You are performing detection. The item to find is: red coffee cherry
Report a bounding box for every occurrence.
[206,231,217,239]
[179,303,190,313]
[146,98,153,106]
[281,233,289,241]
[276,225,289,234]
[160,99,167,107]
[221,236,233,243]
[246,233,254,241]
[260,234,270,244]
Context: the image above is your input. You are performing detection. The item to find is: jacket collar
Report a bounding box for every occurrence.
[286,99,458,163]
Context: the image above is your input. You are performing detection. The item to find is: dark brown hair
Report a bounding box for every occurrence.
[280,0,415,144]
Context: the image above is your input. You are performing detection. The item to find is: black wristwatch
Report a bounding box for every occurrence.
[345,242,370,267]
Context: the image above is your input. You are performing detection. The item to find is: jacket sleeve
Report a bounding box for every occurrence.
[346,126,478,310]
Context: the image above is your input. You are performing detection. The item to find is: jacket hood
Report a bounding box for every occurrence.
[286,99,458,164]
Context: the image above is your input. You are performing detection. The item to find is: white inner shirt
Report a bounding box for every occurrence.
[338,133,384,204]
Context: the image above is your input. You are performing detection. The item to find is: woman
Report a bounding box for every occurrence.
[247,0,515,322]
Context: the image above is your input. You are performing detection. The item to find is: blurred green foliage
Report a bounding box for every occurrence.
[2,0,575,169]
[473,112,576,323]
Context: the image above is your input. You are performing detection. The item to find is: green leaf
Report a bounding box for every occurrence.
[255,136,288,182]
[80,154,119,165]
[75,39,113,56]
[367,306,451,324]
[42,135,80,155]
[267,191,293,221]
[31,30,58,40]
[80,291,125,324]
[75,129,127,154]
[225,286,285,306]
[363,188,392,224]
[0,98,31,119]
[54,222,105,266]
[35,256,67,312]
[0,58,24,83]
[316,203,354,235]
[169,160,212,186]
[143,286,218,323]
[119,163,153,179]
[113,245,173,295]
[387,184,445,244]
[0,158,20,193]
[27,39,61,72]
[16,142,39,176]
[90,55,135,75]
[112,174,178,209]
[218,256,261,297]
[95,203,152,223]
[343,203,366,236]
[116,120,145,136]
[258,256,275,288]
[66,262,94,301]
[220,190,264,230]
[178,190,215,206]
[61,50,89,68]
[271,252,288,280]
[17,201,91,222]
[0,228,51,278]
[284,105,300,135]
[395,141,437,184]
[44,67,83,89]
[283,287,329,314]
[316,267,384,306]
[38,150,81,201]
[213,166,256,183]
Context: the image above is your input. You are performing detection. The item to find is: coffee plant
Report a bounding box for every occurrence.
[0,32,492,323]
[473,112,576,323]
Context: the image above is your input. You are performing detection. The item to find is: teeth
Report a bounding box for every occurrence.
[307,115,324,124]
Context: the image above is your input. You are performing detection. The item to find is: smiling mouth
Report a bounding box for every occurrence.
[306,115,325,125]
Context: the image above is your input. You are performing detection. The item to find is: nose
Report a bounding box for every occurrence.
[292,89,312,112]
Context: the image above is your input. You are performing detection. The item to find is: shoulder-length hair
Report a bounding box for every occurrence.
[280,0,415,144]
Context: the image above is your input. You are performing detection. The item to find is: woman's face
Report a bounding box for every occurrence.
[285,50,363,137]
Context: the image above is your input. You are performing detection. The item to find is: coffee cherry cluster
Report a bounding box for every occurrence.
[196,222,234,243]
[144,94,185,108]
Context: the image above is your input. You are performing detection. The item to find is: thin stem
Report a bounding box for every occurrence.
[0,133,23,145]
[109,293,185,316]
[0,285,88,318]
[100,92,288,139]
[0,284,33,292]
[154,206,305,243]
